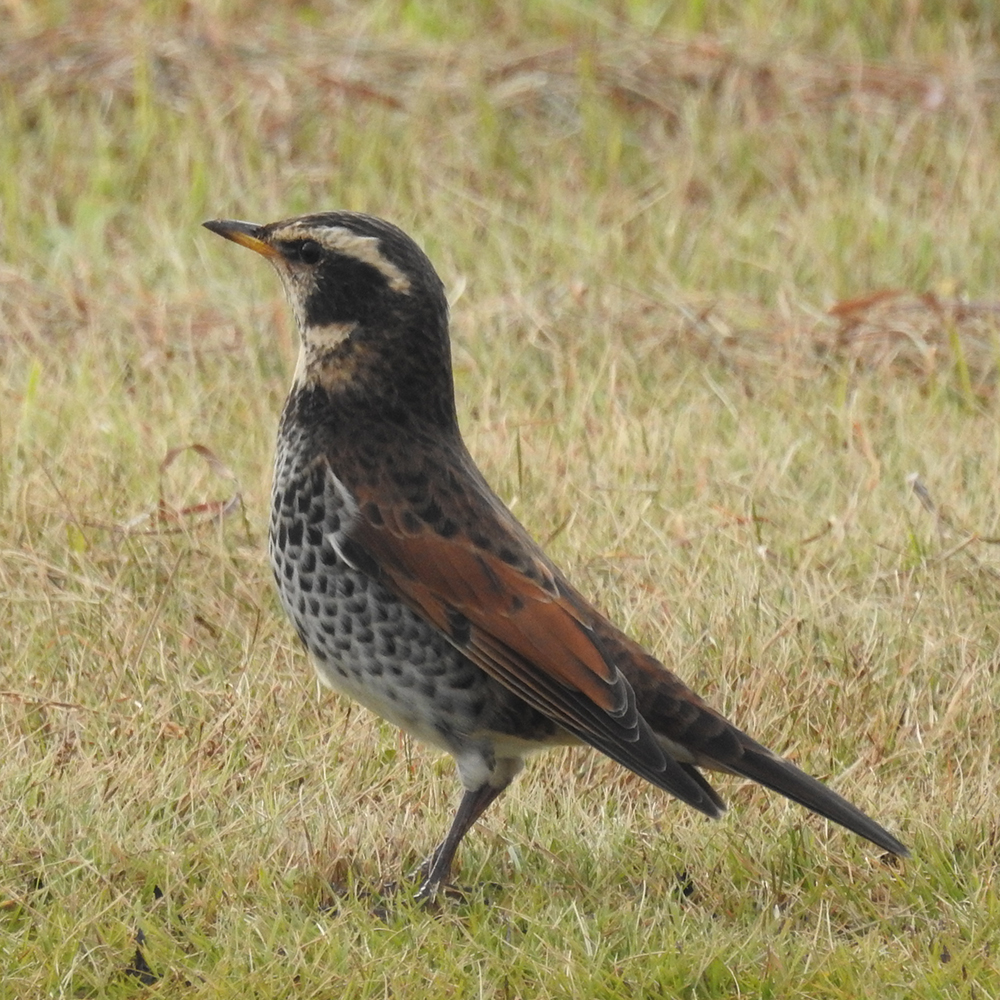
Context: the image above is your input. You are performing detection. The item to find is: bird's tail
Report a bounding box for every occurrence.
[717,737,909,857]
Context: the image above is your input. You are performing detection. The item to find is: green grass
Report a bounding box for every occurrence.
[3,1,1000,996]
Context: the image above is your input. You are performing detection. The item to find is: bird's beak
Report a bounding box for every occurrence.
[202,219,281,259]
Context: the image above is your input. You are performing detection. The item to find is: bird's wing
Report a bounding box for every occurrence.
[333,451,908,855]
[333,456,724,816]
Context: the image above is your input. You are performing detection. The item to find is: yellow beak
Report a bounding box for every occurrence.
[202,219,281,259]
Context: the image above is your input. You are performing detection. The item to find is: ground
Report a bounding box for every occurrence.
[2,2,999,997]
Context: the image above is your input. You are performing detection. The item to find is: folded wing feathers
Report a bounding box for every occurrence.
[342,466,906,853]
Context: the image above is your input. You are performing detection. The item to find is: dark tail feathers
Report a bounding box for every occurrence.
[728,743,909,857]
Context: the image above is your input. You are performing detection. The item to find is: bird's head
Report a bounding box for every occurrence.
[204,212,456,429]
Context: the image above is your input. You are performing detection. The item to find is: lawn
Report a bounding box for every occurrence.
[2,1,999,996]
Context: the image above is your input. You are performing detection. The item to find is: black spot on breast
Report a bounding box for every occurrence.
[286,520,303,548]
[438,518,458,538]
[401,510,421,534]
[425,657,448,678]
[363,502,383,526]
[448,669,476,691]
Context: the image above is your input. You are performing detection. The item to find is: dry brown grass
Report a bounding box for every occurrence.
[3,2,1000,997]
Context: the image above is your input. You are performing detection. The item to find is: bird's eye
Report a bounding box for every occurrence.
[297,240,323,265]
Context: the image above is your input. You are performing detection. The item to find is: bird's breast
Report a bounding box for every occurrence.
[268,431,497,750]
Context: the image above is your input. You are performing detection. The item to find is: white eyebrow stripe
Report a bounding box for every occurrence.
[272,224,411,294]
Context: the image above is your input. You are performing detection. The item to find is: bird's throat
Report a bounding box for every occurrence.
[292,322,360,391]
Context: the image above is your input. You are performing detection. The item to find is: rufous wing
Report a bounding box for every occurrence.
[340,468,724,816]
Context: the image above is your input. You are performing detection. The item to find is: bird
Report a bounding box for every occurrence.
[203,211,909,898]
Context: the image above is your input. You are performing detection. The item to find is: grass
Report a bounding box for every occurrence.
[2,0,1000,996]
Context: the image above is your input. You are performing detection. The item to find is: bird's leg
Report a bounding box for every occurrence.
[416,782,506,900]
